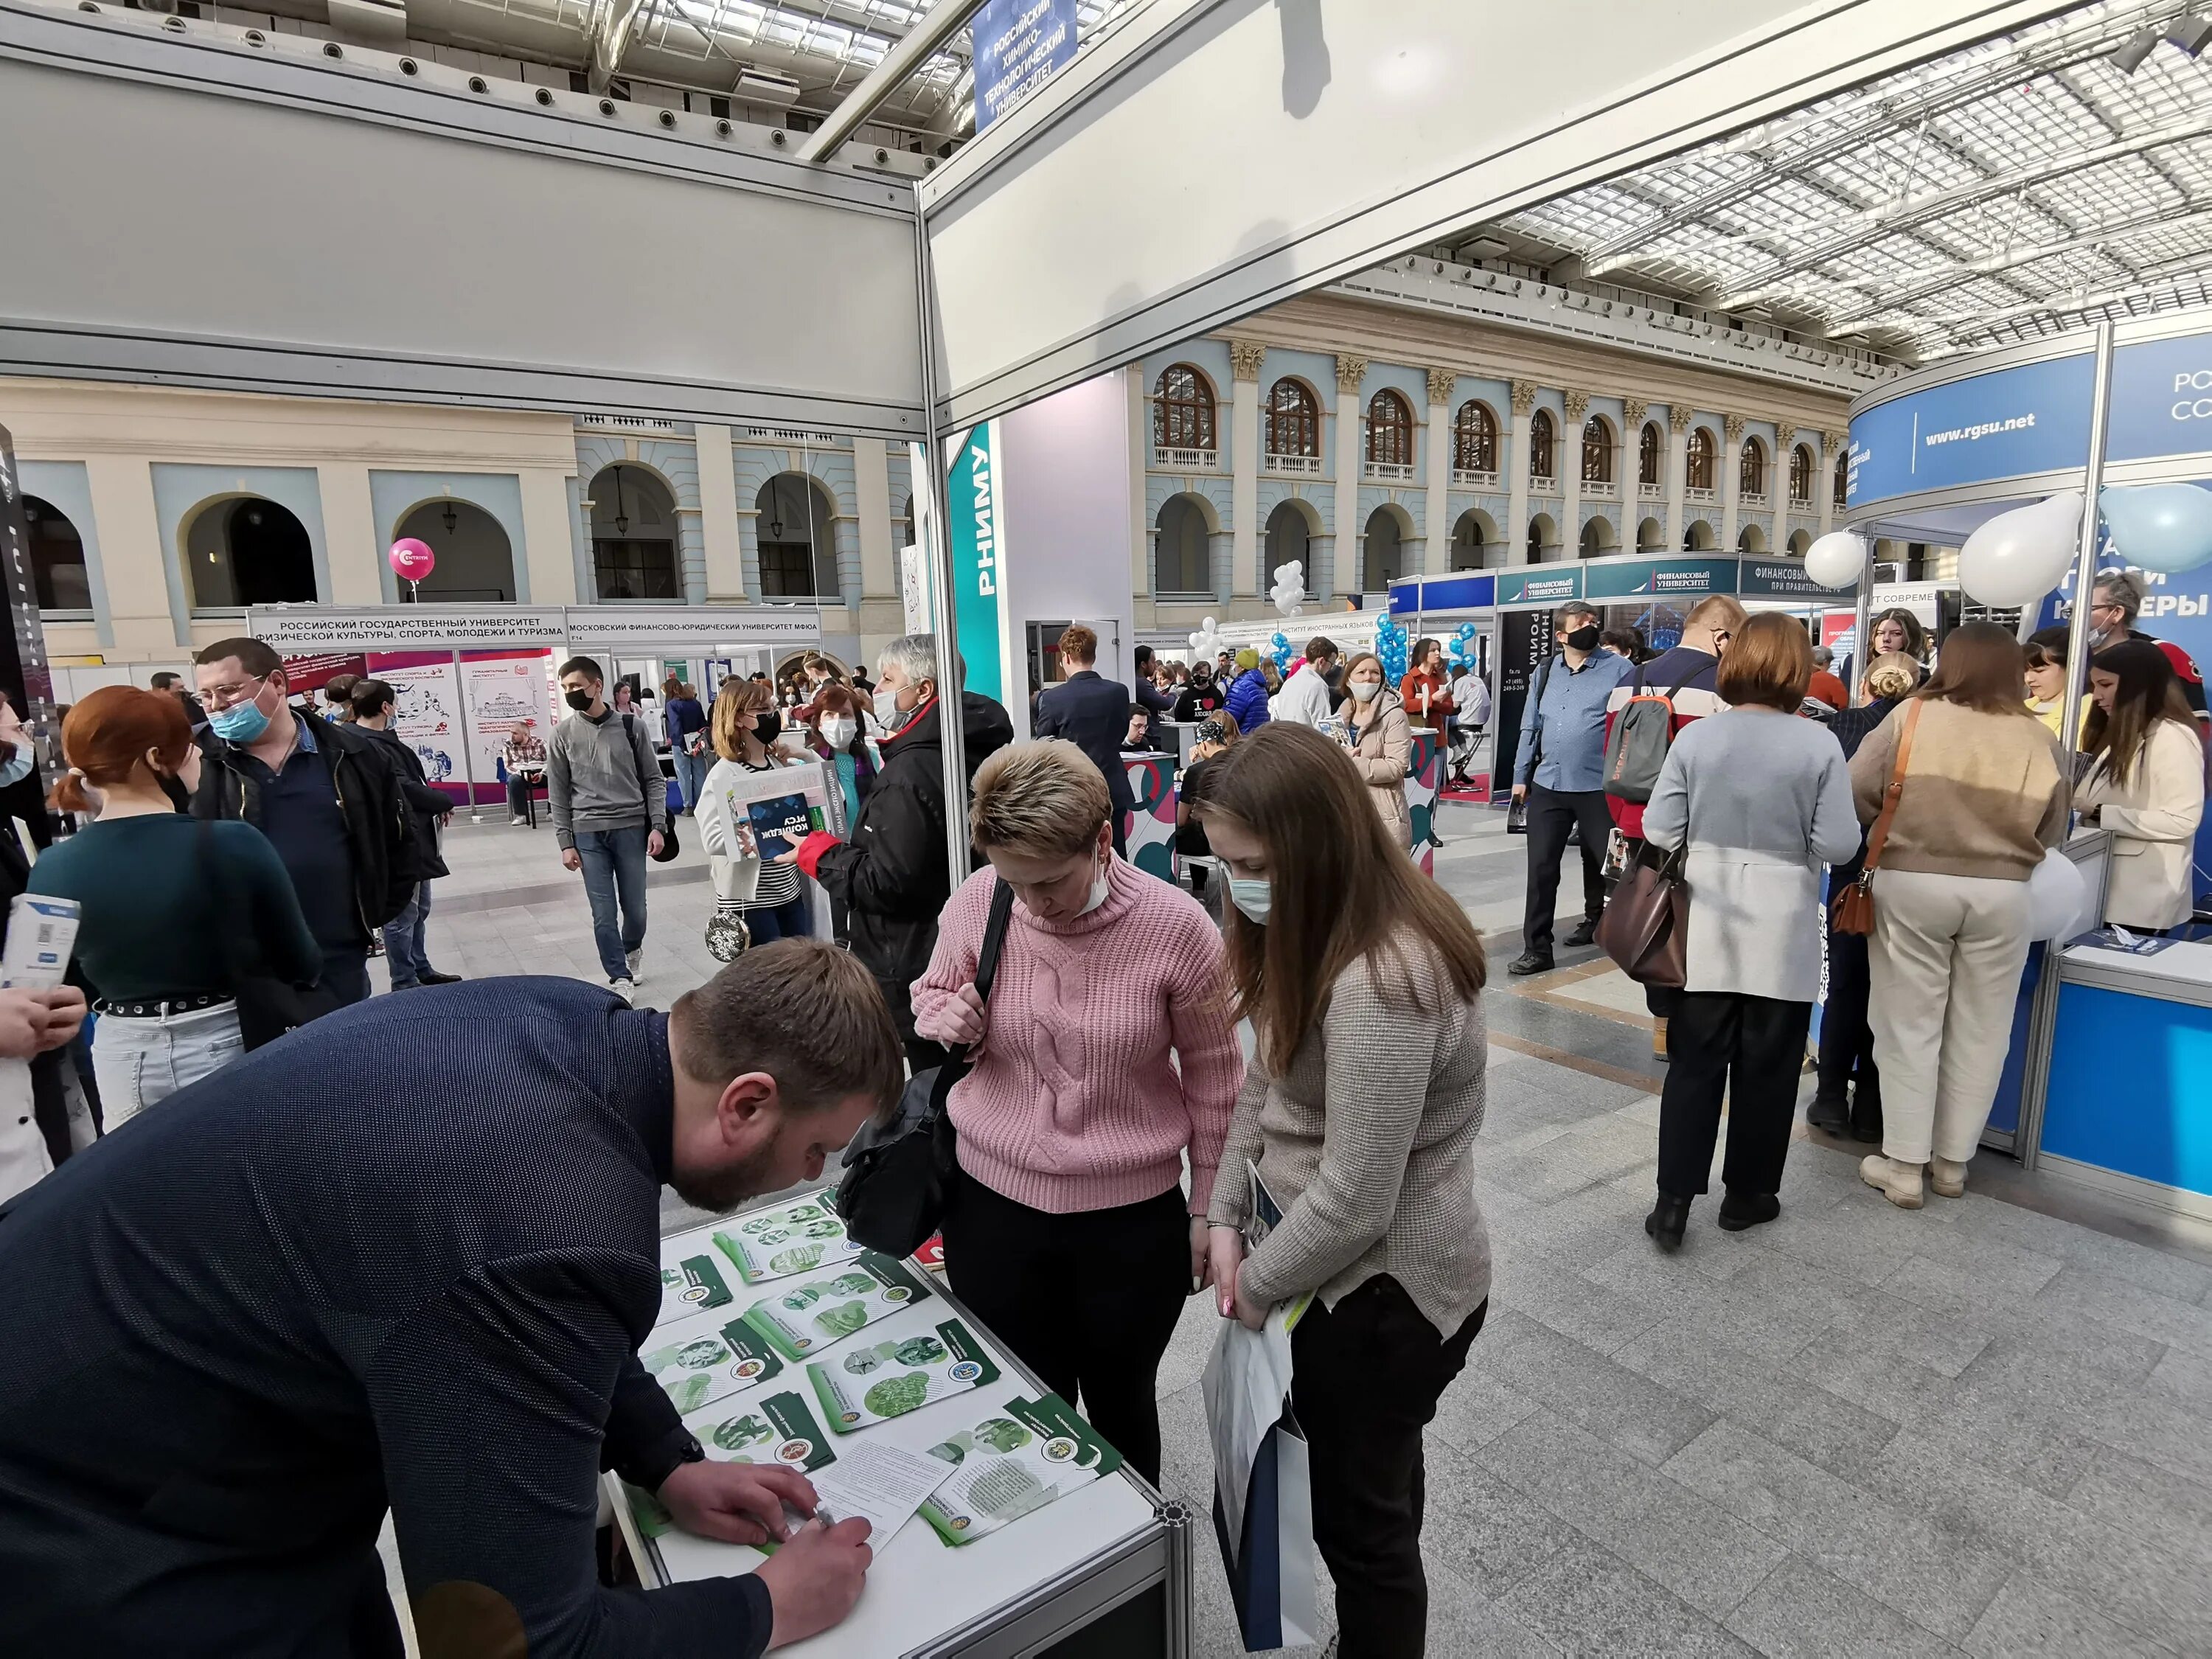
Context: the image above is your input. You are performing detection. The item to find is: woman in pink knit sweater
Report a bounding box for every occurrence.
[912,740,1242,1484]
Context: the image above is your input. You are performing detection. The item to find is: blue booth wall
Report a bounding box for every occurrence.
[2042,982,2212,1193]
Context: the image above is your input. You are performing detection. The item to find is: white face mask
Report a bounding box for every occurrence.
[1079,858,1113,915]
[821,716,857,748]
[1349,680,1381,703]
[872,685,906,730]
[1228,877,1271,925]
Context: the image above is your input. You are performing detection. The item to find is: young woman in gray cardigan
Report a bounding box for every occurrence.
[1640,614,1861,1251]
[1197,723,1489,1659]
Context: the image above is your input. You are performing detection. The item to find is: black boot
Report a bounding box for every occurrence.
[1507,950,1554,976]
[1849,1077,1884,1144]
[1717,1189,1781,1231]
[1562,917,1600,949]
[1805,1091,1849,1134]
[1644,1193,1690,1253]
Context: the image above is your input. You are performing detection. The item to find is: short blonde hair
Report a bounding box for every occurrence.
[1684,593,1749,633]
[970,740,1111,859]
[1861,652,1920,701]
[712,677,774,760]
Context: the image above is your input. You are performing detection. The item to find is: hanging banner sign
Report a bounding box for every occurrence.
[561,605,822,650]
[1388,574,1496,615]
[1583,556,1737,601]
[946,424,1006,702]
[971,0,1078,131]
[1739,558,1854,599]
[1846,352,2097,510]
[2104,326,2212,464]
[247,605,821,654]
[1495,568,1584,606]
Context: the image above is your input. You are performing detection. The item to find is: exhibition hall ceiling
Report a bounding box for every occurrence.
[1447,0,2212,363]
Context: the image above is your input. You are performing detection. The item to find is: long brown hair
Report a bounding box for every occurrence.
[1200,723,1484,1073]
[53,685,192,814]
[1910,621,2034,717]
[2082,638,2194,790]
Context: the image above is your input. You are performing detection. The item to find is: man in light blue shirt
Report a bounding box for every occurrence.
[1509,600,1632,975]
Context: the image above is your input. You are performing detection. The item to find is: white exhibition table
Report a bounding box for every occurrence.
[611,1209,1194,1659]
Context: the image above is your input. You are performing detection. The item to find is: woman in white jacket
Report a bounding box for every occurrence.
[2080,639,2206,933]
[698,677,817,953]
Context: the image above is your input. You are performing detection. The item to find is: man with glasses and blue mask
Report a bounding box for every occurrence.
[191,637,417,1009]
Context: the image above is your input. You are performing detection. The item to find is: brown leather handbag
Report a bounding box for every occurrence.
[1596,840,1690,988]
[1832,700,1921,935]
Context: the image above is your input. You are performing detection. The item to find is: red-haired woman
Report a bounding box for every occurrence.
[27,686,319,1124]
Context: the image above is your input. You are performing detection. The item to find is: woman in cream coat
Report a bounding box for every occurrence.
[1341,653,1413,848]
[2080,639,2206,932]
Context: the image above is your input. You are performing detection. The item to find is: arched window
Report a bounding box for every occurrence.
[1450,509,1496,571]
[1453,402,1498,473]
[1154,364,1217,453]
[754,473,841,600]
[1833,453,1848,509]
[1638,423,1663,487]
[1265,501,1312,593]
[1581,417,1613,484]
[1363,507,1405,589]
[1686,428,1715,491]
[1739,437,1767,498]
[1265,379,1318,459]
[1366,390,1413,467]
[1528,409,1557,481]
[393,498,516,601]
[1155,495,1211,595]
[183,496,316,611]
[588,465,681,600]
[20,496,89,611]
[1790,445,1815,505]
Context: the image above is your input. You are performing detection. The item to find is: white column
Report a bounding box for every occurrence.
[1127,365,1151,600]
[1423,367,1453,574]
[1774,423,1798,546]
[694,422,748,601]
[849,436,895,601]
[1666,404,1690,552]
[1330,353,1366,599]
[1720,414,1745,553]
[518,469,580,603]
[1230,339,1264,601]
[1821,428,1846,532]
[1621,398,1648,548]
[313,464,381,605]
[1562,389,1589,561]
[85,454,182,658]
[1507,378,1537,566]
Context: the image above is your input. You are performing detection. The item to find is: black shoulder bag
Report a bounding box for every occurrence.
[621,712,681,863]
[835,880,1015,1257]
[1506,653,1555,835]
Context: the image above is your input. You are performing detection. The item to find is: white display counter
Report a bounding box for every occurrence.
[612,1211,1194,1659]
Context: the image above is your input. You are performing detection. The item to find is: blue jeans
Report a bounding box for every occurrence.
[673,747,709,816]
[382,880,437,988]
[575,823,650,981]
[741,891,814,945]
[91,1001,246,1130]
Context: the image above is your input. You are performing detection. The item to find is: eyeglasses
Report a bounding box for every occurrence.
[195,672,267,711]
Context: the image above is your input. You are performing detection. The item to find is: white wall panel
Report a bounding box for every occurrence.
[920,0,2074,430]
[0,3,926,437]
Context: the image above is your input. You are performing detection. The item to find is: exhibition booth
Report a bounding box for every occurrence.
[1840,309,2212,1224]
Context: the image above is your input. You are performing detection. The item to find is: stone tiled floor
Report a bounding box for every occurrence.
[383,805,2212,1658]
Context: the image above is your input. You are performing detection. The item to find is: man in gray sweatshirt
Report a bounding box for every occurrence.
[549,655,667,1001]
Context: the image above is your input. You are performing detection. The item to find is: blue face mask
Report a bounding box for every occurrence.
[0,742,32,788]
[1228,877,1272,925]
[208,682,274,745]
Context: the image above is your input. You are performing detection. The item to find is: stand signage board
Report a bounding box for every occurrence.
[972,0,1078,131]
[1496,568,1583,606]
[248,605,821,654]
[1490,609,1554,795]
[563,606,823,650]
[1388,574,1495,616]
[2104,326,2212,464]
[1583,556,1736,601]
[947,425,1006,703]
[1740,558,1854,599]
[1847,352,2096,510]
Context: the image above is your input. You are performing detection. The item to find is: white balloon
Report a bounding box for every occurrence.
[2026,847,2090,942]
[1804,530,1867,591]
[1188,631,1205,650]
[1203,615,1217,631]
[1958,492,2081,608]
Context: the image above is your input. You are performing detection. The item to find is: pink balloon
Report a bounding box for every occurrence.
[389,538,437,581]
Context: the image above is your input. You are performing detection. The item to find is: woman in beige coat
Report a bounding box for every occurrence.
[2080,639,2205,933]
[1343,652,1412,848]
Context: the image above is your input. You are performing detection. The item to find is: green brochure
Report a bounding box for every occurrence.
[641,1314,785,1416]
[711,1189,866,1284]
[656,1251,735,1325]
[919,1394,1121,1546]
[739,1253,932,1363]
[806,1318,999,1433]
[684,1388,837,1475]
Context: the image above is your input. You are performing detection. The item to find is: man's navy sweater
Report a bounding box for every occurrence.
[0,977,772,1659]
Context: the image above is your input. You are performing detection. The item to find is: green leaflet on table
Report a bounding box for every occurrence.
[710,1189,866,1284]
[625,1482,675,1541]
[684,1388,836,1476]
[739,1252,931,1363]
[655,1252,735,1325]
[640,1312,785,1415]
[918,1394,1121,1546]
[806,1318,998,1433]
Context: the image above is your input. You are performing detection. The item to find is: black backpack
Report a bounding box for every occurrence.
[1601,664,1702,805]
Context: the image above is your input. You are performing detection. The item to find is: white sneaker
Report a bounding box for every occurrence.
[625,948,644,987]
[509,815,528,827]
[609,977,635,1005]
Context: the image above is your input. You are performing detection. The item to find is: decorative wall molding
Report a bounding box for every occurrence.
[1622,398,1648,429]
[1229,339,1267,383]
[1425,366,1457,406]
[1511,379,1541,415]
[1563,389,1592,424]
[1724,413,1747,444]
[1335,354,1368,393]
[1668,403,1695,432]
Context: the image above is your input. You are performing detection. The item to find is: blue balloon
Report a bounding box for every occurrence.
[2100,484,2212,575]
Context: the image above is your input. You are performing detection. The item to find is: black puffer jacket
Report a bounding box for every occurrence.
[807,692,1013,1032]
[361,725,453,882]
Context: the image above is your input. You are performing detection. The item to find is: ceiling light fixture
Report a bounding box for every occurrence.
[2168,13,2212,55]
[612,466,629,537]
[442,501,458,533]
[2110,24,2163,72]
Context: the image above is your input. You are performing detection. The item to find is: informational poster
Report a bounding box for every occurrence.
[278,653,367,696]
[364,650,465,798]
[970,0,1077,131]
[461,648,555,804]
[1846,352,2097,509]
[1490,608,1554,795]
[946,423,1006,702]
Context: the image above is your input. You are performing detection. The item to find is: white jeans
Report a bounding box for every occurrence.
[1867,869,2033,1165]
[93,1001,246,1130]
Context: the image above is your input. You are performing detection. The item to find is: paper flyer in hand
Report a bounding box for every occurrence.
[919,1394,1123,1546]
[655,1250,736,1324]
[710,1189,866,1285]
[684,1387,836,1475]
[740,1253,933,1362]
[713,758,844,858]
[806,1317,1000,1433]
[2,894,78,988]
[642,1313,785,1415]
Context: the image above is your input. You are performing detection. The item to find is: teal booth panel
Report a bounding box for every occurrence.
[2042,982,2212,1197]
